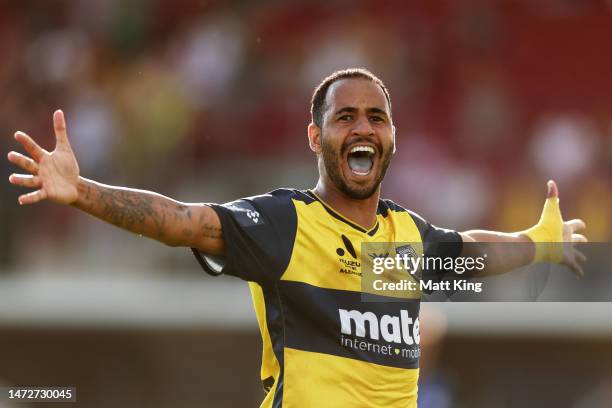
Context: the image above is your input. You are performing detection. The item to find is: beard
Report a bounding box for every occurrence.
[320,133,393,200]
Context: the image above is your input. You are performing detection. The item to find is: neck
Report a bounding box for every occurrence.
[313,178,380,230]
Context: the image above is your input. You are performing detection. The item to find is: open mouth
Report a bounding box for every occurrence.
[347,145,375,176]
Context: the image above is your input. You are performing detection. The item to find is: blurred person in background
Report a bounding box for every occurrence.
[6,67,588,407]
[417,305,455,408]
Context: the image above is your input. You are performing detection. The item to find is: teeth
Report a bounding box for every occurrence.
[350,145,375,154]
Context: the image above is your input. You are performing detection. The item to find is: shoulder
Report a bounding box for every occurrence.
[378,198,428,229]
[214,188,301,227]
[232,188,308,207]
[379,199,462,258]
[221,188,300,211]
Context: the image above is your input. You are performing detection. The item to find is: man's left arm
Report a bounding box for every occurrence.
[459,180,587,277]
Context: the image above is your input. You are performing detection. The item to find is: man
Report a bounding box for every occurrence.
[7,68,586,407]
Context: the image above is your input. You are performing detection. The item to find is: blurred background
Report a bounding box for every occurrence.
[1,0,611,407]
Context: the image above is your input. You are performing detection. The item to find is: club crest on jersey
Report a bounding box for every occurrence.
[396,244,417,258]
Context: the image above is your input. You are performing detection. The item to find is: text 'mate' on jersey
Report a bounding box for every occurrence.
[191,189,462,408]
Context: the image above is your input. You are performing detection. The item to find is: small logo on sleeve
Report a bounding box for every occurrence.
[224,200,263,226]
[246,209,260,223]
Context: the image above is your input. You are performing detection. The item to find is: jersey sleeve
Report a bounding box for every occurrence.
[191,190,297,283]
[422,223,463,260]
[408,211,463,259]
[407,211,464,296]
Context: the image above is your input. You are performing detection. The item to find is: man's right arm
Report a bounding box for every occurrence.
[7,109,224,255]
[73,178,224,253]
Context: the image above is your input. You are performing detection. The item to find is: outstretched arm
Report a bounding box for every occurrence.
[460,180,587,277]
[7,110,224,255]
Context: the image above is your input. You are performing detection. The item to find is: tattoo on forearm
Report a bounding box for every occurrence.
[97,188,160,234]
[200,213,222,239]
[76,179,222,246]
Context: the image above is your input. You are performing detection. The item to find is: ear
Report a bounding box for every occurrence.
[392,125,397,154]
[308,123,322,153]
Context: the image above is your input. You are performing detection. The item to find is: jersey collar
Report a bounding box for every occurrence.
[306,190,380,237]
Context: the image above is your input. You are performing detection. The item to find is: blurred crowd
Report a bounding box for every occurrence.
[1,0,611,271]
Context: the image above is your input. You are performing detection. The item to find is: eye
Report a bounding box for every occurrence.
[338,115,353,121]
[370,116,384,123]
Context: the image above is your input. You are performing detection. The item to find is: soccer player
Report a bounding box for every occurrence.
[7,68,586,407]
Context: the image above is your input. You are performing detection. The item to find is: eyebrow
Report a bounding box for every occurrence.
[334,107,389,117]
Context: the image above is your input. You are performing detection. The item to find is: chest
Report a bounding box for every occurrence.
[280,204,424,294]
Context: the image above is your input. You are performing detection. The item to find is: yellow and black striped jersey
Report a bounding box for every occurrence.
[192,189,462,408]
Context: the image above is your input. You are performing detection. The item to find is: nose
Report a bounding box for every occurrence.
[352,115,374,136]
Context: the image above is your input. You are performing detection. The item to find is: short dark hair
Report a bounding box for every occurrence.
[310,68,392,128]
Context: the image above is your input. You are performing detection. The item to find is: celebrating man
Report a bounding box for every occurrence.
[7,68,586,407]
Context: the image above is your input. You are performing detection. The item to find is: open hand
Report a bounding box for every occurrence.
[7,110,80,205]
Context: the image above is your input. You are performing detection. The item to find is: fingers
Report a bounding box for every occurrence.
[566,218,586,233]
[546,179,559,199]
[7,151,39,174]
[574,248,587,264]
[8,174,42,189]
[8,172,47,205]
[53,109,71,148]
[18,189,47,205]
[565,247,587,279]
[14,131,45,162]
[571,233,588,243]
[567,258,585,279]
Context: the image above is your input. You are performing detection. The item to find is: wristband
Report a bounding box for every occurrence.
[523,197,564,263]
